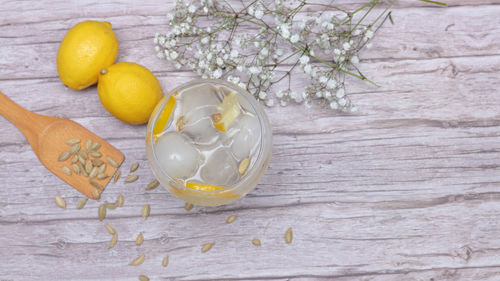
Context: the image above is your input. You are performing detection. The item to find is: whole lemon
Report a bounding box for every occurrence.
[57,20,118,90]
[98,62,164,124]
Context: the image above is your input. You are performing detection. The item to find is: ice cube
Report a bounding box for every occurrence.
[200,148,239,186]
[226,114,261,160]
[181,83,221,122]
[179,83,222,146]
[155,132,201,179]
[181,117,220,146]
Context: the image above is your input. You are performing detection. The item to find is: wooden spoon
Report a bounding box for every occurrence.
[0,92,124,200]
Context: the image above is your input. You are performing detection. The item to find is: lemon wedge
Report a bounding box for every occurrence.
[212,91,241,132]
[153,93,178,137]
[185,182,225,192]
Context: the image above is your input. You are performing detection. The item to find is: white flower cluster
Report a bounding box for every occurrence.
[155,0,388,112]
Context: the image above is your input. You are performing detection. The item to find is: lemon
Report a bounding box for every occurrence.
[57,20,118,90]
[97,62,164,124]
[212,91,241,132]
[153,93,178,136]
[185,182,225,192]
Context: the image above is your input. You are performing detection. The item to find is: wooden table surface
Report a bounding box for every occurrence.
[1,1,500,280]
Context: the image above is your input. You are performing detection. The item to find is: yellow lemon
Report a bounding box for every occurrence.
[57,20,119,90]
[212,91,241,132]
[97,62,163,124]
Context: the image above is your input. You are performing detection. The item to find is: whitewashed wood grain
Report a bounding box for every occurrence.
[1,0,500,280]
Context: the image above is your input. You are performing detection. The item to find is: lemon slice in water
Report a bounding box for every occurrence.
[153,93,178,138]
[185,182,225,192]
[211,91,241,132]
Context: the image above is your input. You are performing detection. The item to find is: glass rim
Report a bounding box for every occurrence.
[146,78,271,194]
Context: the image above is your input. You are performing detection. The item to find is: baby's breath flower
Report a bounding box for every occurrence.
[155,0,393,112]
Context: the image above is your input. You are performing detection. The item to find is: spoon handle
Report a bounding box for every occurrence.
[0,92,50,153]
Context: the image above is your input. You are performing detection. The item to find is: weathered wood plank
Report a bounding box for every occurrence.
[1,0,500,280]
[0,5,500,80]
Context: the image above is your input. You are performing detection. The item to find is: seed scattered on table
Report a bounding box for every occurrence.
[108,233,117,249]
[105,224,116,235]
[113,170,121,183]
[125,174,139,183]
[184,203,193,211]
[142,204,150,219]
[61,166,72,176]
[129,254,145,266]
[58,151,71,162]
[201,242,214,253]
[162,255,169,267]
[117,194,124,207]
[98,204,106,221]
[76,198,88,209]
[226,215,236,224]
[146,179,159,191]
[136,232,144,246]
[138,275,149,281]
[71,155,79,164]
[55,195,66,209]
[65,138,80,145]
[252,238,261,246]
[130,162,139,172]
[106,202,117,210]
[285,227,293,244]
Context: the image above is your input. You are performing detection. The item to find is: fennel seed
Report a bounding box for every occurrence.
[130,162,139,172]
[113,170,121,183]
[65,138,80,145]
[55,195,66,209]
[108,233,117,249]
[285,227,293,244]
[162,255,169,267]
[125,174,138,183]
[76,198,88,209]
[141,204,150,219]
[226,215,236,224]
[238,157,250,174]
[129,254,145,266]
[58,151,71,162]
[106,156,118,168]
[184,203,193,211]
[252,238,261,246]
[201,242,214,253]
[61,166,72,176]
[90,151,102,158]
[105,224,116,235]
[117,194,124,207]
[136,232,144,246]
[98,204,106,221]
[69,143,80,154]
[85,139,92,150]
[146,180,159,191]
